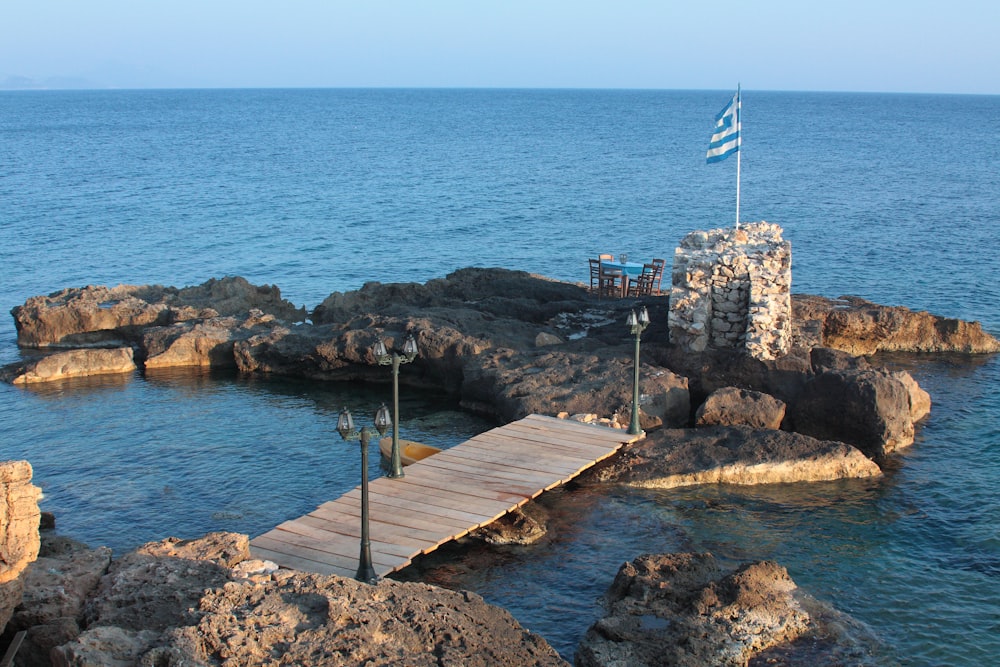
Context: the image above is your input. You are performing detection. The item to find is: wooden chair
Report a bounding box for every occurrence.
[589,258,622,298]
[649,258,665,295]
[598,254,625,295]
[627,259,666,298]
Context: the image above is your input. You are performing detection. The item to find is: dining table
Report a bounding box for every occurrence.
[600,260,645,298]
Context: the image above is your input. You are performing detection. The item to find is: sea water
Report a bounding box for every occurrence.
[1,89,998,664]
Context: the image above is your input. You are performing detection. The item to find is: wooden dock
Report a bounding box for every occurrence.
[249,414,641,578]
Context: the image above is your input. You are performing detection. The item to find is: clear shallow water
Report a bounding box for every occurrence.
[1,88,998,665]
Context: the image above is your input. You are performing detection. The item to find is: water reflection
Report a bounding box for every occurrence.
[10,369,137,399]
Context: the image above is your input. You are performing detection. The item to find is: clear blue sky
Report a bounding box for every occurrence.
[3,0,998,94]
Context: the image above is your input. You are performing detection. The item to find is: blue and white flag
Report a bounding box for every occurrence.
[706,90,741,164]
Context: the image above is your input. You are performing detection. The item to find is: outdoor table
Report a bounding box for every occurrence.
[600,260,645,298]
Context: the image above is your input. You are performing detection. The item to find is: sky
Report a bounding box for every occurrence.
[2,0,998,94]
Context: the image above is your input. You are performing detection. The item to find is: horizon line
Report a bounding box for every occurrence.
[1,83,996,97]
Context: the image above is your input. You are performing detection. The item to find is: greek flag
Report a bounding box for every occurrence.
[706,90,741,164]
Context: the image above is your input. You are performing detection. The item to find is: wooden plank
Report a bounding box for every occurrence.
[322,494,474,532]
[457,436,602,462]
[391,468,533,503]
[248,542,357,578]
[307,504,460,547]
[366,478,519,516]
[364,484,510,514]
[328,490,489,526]
[438,436,593,463]
[488,423,630,455]
[471,422,628,452]
[254,531,401,570]
[421,456,572,484]
[495,418,629,445]
[282,515,434,556]
[416,454,563,485]
[435,444,585,475]
[400,466,542,499]
[521,414,642,443]
[340,486,508,525]
[427,446,574,474]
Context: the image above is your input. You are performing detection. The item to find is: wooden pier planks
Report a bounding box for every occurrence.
[249,414,641,578]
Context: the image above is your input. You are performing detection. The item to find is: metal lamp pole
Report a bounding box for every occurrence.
[626,307,650,436]
[373,333,419,479]
[336,403,391,584]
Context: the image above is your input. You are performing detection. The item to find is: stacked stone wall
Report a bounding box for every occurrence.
[668,221,791,360]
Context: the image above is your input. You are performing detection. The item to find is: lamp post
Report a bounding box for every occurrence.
[373,333,419,479]
[336,403,391,584]
[626,306,650,436]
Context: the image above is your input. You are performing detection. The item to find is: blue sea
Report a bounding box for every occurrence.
[1,89,998,665]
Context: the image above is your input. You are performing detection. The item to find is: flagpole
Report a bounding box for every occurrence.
[735,84,741,231]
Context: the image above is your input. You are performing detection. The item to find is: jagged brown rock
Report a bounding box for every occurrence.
[576,553,810,667]
[5,347,136,384]
[151,573,569,667]
[695,386,786,430]
[0,461,41,634]
[10,277,304,349]
[793,294,1000,355]
[38,532,568,667]
[5,536,113,666]
[791,368,919,460]
[592,426,882,488]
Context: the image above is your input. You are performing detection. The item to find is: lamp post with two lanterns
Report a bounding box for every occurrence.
[336,403,391,584]
[373,333,419,479]
[626,306,650,436]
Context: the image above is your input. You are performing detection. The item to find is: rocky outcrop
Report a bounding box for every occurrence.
[142,311,282,369]
[11,277,305,349]
[462,348,690,427]
[593,426,881,489]
[791,369,925,460]
[470,505,548,545]
[4,347,136,384]
[16,532,568,667]
[7,269,966,468]
[0,461,41,635]
[576,553,810,667]
[793,294,1000,355]
[695,386,786,430]
[4,537,113,666]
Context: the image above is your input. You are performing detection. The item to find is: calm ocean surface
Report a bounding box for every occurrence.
[1,89,998,664]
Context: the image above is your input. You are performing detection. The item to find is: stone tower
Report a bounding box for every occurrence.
[667,221,792,360]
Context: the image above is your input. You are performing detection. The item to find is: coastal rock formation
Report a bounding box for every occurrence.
[695,386,786,430]
[10,277,304,349]
[142,311,281,369]
[6,269,973,466]
[592,426,882,489]
[4,347,136,384]
[6,269,968,461]
[792,294,1000,355]
[791,369,922,460]
[462,348,690,427]
[0,461,41,635]
[576,553,810,667]
[14,532,567,667]
[149,572,568,667]
[470,506,548,545]
[4,537,113,666]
